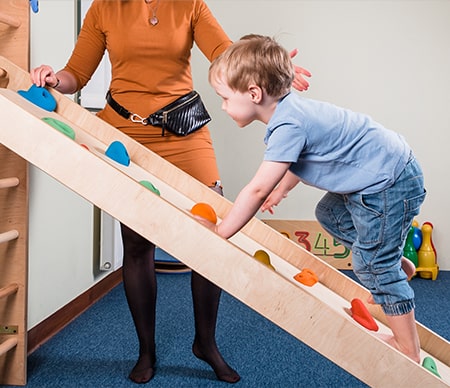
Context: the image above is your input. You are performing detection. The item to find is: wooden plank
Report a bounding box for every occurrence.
[0,59,449,386]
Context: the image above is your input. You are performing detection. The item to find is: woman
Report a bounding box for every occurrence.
[31,0,311,384]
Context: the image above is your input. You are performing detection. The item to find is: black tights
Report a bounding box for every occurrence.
[121,202,239,384]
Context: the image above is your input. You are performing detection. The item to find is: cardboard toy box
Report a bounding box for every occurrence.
[262,219,352,270]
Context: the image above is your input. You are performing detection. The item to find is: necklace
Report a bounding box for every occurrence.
[145,0,160,26]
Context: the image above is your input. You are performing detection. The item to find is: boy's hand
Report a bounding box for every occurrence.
[193,215,218,233]
[260,188,288,214]
[290,49,312,92]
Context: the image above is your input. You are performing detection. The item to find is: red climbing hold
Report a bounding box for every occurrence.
[350,298,379,331]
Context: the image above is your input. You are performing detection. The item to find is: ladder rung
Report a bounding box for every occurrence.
[0,336,18,357]
[0,12,21,28]
[0,177,19,189]
[0,283,19,299]
[0,230,19,244]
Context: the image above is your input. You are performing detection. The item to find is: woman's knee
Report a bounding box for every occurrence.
[121,223,154,258]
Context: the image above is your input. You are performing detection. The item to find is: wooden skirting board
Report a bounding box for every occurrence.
[0,56,449,387]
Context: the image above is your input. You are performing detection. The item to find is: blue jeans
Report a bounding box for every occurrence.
[315,155,426,315]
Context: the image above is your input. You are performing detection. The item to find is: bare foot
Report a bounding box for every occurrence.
[375,333,420,363]
[192,342,240,383]
[401,257,416,280]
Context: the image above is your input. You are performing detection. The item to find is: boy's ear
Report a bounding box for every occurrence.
[248,85,262,103]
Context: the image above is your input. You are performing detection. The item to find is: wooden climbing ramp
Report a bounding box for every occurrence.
[0,56,449,387]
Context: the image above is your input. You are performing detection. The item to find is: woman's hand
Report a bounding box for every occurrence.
[30,65,59,88]
[290,49,312,92]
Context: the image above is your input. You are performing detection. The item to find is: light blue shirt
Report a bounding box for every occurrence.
[264,93,410,194]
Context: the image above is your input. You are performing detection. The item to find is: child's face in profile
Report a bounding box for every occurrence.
[211,76,257,128]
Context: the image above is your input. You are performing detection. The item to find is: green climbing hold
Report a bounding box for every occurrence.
[422,356,441,378]
[139,180,160,196]
[41,117,75,140]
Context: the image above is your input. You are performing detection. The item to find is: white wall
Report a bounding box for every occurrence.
[28,0,108,329]
[194,0,450,270]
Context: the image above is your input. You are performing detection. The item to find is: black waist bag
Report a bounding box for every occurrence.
[148,91,211,136]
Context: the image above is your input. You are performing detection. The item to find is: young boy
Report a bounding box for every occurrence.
[204,34,426,363]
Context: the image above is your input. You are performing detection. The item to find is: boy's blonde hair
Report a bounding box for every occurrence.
[209,34,294,99]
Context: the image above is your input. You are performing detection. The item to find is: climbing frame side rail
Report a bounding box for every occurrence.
[0,0,29,385]
[0,145,28,386]
[0,0,30,70]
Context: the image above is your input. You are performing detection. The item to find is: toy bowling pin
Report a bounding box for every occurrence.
[418,223,436,279]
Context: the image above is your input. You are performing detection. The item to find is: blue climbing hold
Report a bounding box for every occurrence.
[18,85,56,112]
[30,0,39,13]
[105,141,130,166]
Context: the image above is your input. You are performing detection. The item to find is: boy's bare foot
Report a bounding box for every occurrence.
[401,257,416,280]
[383,311,421,363]
[375,332,421,363]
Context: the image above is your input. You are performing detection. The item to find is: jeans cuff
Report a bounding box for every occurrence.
[382,299,415,316]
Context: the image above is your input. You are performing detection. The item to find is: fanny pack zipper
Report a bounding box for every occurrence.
[162,93,198,125]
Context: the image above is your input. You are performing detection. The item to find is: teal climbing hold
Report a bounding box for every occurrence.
[139,180,160,196]
[105,141,130,166]
[18,85,57,112]
[422,356,441,378]
[41,117,75,140]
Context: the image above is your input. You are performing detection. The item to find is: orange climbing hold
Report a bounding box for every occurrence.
[350,298,379,331]
[190,202,217,224]
[294,268,318,287]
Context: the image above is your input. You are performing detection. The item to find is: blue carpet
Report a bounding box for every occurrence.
[5,268,449,387]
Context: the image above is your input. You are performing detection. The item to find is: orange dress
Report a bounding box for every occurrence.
[63,0,232,186]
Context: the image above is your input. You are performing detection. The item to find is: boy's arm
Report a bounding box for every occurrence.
[261,170,300,214]
[216,161,291,239]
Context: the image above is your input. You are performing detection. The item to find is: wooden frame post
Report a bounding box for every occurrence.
[0,0,29,385]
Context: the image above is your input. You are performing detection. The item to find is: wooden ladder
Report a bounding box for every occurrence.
[0,0,29,385]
